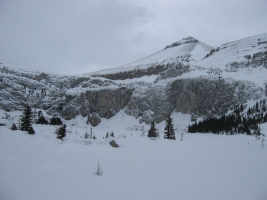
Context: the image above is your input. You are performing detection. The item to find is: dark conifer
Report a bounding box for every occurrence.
[56,124,66,140]
[164,114,176,140]
[21,105,35,134]
[148,120,157,139]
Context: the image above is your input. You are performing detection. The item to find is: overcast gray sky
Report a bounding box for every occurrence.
[0,0,266,75]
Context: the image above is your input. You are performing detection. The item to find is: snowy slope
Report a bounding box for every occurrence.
[199,32,267,69]
[1,33,267,200]
[0,108,267,200]
[88,36,213,76]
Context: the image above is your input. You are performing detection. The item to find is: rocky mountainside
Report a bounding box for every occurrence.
[88,36,213,80]
[0,33,267,126]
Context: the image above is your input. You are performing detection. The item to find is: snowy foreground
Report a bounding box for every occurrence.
[1,113,267,200]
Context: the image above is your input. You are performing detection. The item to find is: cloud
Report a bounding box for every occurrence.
[0,0,267,75]
[0,0,150,74]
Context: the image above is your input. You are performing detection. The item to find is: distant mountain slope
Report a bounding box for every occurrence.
[88,36,213,79]
[88,33,267,82]
[199,32,267,69]
[0,33,266,125]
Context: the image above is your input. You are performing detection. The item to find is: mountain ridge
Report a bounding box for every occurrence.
[0,33,266,125]
[88,35,213,78]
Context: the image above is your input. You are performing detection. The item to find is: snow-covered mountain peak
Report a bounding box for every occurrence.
[89,36,213,77]
[0,32,266,126]
[164,36,199,49]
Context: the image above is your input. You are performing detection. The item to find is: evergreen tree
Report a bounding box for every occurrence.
[187,100,267,136]
[164,114,176,140]
[56,124,66,140]
[21,105,35,134]
[148,120,157,139]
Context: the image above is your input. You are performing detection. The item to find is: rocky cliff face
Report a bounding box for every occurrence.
[0,33,267,126]
[170,78,262,117]
[61,87,133,120]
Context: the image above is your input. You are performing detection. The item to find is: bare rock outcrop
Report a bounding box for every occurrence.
[170,78,263,118]
[87,112,101,126]
[61,87,133,120]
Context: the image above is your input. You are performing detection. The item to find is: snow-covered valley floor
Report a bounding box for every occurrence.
[1,121,267,200]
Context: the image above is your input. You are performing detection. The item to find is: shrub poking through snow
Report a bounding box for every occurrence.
[11,123,18,131]
[84,130,89,139]
[92,161,103,176]
[110,131,115,137]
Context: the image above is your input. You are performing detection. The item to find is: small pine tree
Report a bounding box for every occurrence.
[105,132,109,139]
[164,114,176,140]
[21,105,35,134]
[148,120,157,140]
[56,124,66,140]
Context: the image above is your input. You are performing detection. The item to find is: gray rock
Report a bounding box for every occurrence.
[109,140,119,148]
[87,112,101,127]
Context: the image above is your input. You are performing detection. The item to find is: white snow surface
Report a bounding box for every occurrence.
[198,32,267,69]
[87,37,213,76]
[1,109,267,200]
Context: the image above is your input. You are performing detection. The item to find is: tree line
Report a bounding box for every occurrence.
[188,100,267,136]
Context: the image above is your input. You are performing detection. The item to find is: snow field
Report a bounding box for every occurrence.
[1,121,267,200]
